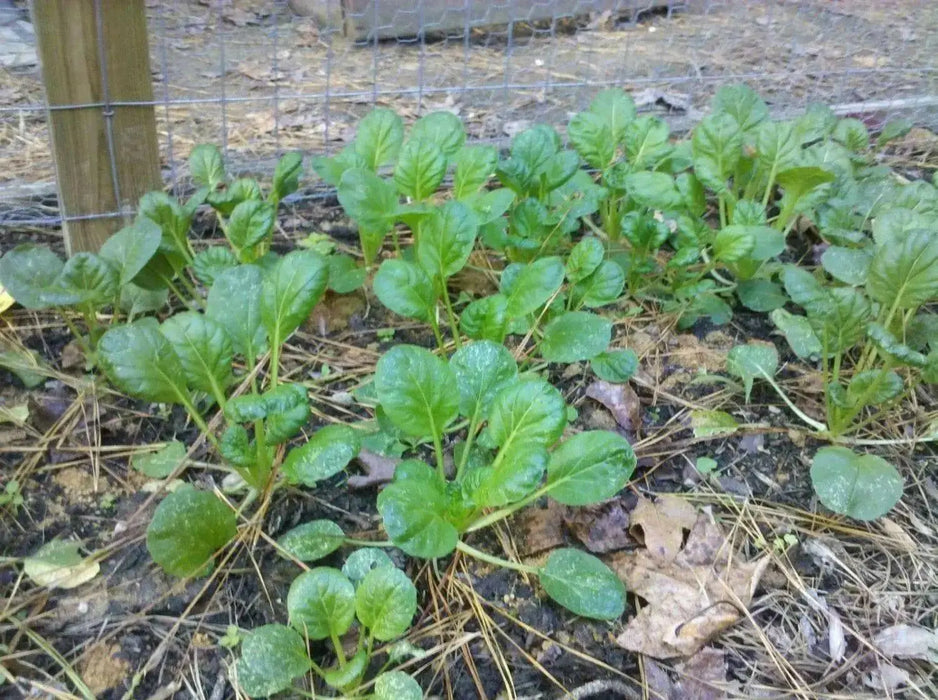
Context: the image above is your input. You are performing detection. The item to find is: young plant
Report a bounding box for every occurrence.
[369,341,633,619]
[234,548,422,699]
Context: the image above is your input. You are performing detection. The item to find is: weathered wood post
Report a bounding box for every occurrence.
[30,0,161,254]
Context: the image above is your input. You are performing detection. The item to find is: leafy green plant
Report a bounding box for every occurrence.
[368,341,632,619]
[233,548,422,699]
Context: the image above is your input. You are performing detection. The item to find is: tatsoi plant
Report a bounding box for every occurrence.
[234,548,422,699]
[187,144,305,279]
[96,251,364,576]
[370,341,633,619]
[0,219,171,359]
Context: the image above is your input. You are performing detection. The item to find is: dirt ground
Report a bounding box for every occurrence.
[2,2,938,699]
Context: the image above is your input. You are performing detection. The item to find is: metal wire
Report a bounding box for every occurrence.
[1,0,936,235]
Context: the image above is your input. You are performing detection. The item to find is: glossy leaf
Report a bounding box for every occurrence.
[737,279,786,312]
[472,444,547,507]
[272,151,303,202]
[451,340,518,421]
[568,111,614,169]
[771,308,822,359]
[54,253,119,307]
[395,138,447,200]
[336,168,398,233]
[572,260,625,308]
[454,145,497,199]
[355,566,417,640]
[410,111,466,159]
[711,83,769,136]
[133,440,186,479]
[460,294,509,343]
[159,312,233,400]
[99,219,162,286]
[98,320,191,404]
[539,548,625,620]
[821,246,872,286]
[375,345,459,440]
[207,264,267,362]
[486,379,566,450]
[713,226,756,263]
[547,430,635,505]
[868,229,938,309]
[342,548,395,585]
[591,349,638,383]
[377,463,459,558]
[277,519,345,562]
[692,113,742,193]
[540,311,612,363]
[260,250,329,350]
[625,171,684,211]
[146,487,236,576]
[565,237,604,283]
[0,244,65,309]
[287,567,356,640]
[374,259,437,322]
[500,256,565,318]
[355,108,404,170]
[191,246,238,286]
[189,144,226,188]
[417,201,479,281]
[282,424,361,487]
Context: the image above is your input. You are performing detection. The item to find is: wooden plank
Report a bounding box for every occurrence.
[30,0,161,254]
[342,0,673,41]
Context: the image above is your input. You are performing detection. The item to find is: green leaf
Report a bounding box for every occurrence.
[590,349,638,382]
[471,444,547,507]
[227,200,275,255]
[327,253,367,294]
[219,425,256,469]
[375,345,459,440]
[189,144,226,189]
[207,264,268,362]
[159,312,233,400]
[410,111,466,159]
[565,237,604,283]
[337,168,398,233]
[272,151,303,202]
[206,178,263,217]
[460,294,509,343]
[23,539,100,590]
[342,548,395,585]
[377,463,459,558]
[282,424,361,487]
[872,208,929,247]
[776,166,836,219]
[450,340,518,421]
[810,446,903,521]
[624,116,671,169]
[866,323,927,368]
[261,250,329,351]
[120,283,168,316]
[589,88,636,144]
[487,379,566,450]
[322,650,368,689]
[355,566,417,640]
[539,548,625,620]
[834,117,870,152]
[0,244,64,309]
[133,440,186,479]
[355,108,404,170]
[417,201,478,281]
[500,256,565,318]
[454,145,497,199]
[877,118,913,147]
[726,342,779,402]
[755,120,800,175]
[0,349,47,388]
[146,487,236,576]
[713,226,756,263]
[236,624,310,698]
[692,113,742,193]
[395,137,447,200]
[737,279,786,312]
[226,383,310,444]
[138,191,191,256]
[846,370,904,407]
[374,259,436,323]
[711,83,769,137]
[868,229,938,309]
[311,145,368,187]
[821,246,872,286]
[287,567,356,640]
[54,253,119,308]
[277,519,345,562]
[98,320,191,404]
[568,112,614,169]
[690,409,739,438]
[469,187,515,224]
[540,311,612,363]
[99,219,162,286]
[191,246,238,286]
[571,260,625,308]
[547,431,635,505]
[624,171,683,211]
[374,671,422,700]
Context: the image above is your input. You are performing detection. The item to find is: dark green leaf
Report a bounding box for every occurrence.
[565,237,604,284]
[568,112,614,169]
[54,253,119,307]
[277,520,345,562]
[282,424,361,487]
[572,260,625,308]
[133,440,186,479]
[395,138,447,200]
[219,424,256,469]
[624,116,671,169]
[460,294,509,343]
[98,320,191,404]
[235,624,310,698]
[451,340,518,421]
[539,548,625,620]
[821,246,871,286]
[487,379,566,450]
[342,548,395,585]
[261,250,329,351]
[868,229,938,309]
[99,219,162,286]
[207,264,267,362]
[737,279,786,312]
[227,200,275,254]
[146,487,236,576]
[590,349,638,383]
[272,151,303,202]
[374,259,436,322]
[810,446,903,521]
[417,201,478,281]
[159,312,233,399]
[138,191,191,256]
[377,463,459,558]
[500,256,565,318]
[547,430,635,505]
[355,566,417,640]
[410,111,465,159]
[692,113,742,193]
[337,168,398,235]
[625,171,683,211]
[311,146,368,187]
[713,226,756,263]
[0,244,64,309]
[540,311,612,363]
[866,323,927,368]
[711,84,769,136]
[191,246,238,286]
[375,345,459,440]
[846,370,904,406]
[287,567,355,639]
[454,146,497,199]
[326,253,367,294]
[471,444,546,507]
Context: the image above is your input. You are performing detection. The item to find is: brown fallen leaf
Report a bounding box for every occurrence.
[586,380,641,433]
[564,500,631,553]
[348,449,399,489]
[516,500,568,556]
[611,513,769,659]
[674,646,726,700]
[628,495,697,563]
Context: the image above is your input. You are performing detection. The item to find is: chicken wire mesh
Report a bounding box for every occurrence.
[1,0,937,232]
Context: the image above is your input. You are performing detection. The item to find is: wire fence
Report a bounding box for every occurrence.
[1,0,937,234]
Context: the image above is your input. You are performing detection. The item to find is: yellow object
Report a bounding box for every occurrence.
[0,285,13,315]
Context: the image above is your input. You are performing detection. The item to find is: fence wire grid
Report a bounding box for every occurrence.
[1,0,937,233]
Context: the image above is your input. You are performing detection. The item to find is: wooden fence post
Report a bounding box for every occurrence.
[30,0,161,254]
